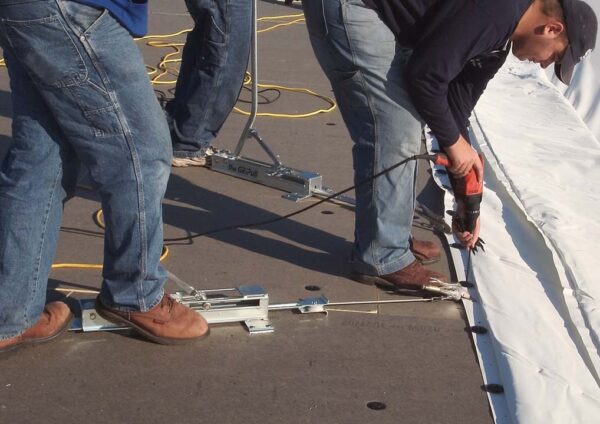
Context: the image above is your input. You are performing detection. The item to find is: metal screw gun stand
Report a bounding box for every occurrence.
[208,0,354,207]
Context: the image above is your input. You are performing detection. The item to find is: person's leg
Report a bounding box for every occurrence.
[54,0,173,311]
[0,47,76,340]
[0,0,208,346]
[302,0,423,276]
[166,0,252,160]
[0,0,170,312]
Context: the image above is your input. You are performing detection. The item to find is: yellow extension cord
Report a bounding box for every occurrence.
[140,13,336,118]
[0,13,337,286]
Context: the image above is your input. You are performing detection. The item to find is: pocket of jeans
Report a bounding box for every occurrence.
[332,70,370,110]
[303,0,328,38]
[186,0,227,44]
[57,0,107,36]
[206,0,227,45]
[4,14,87,89]
[81,103,123,138]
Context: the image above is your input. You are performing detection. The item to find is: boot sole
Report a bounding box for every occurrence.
[417,256,441,265]
[351,272,426,293]
[0,312,74,354]
[351,271,444,295]
[96,302,210,346]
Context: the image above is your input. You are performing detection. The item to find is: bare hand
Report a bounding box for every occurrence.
[453,199,481,250]
[444,136,483,181]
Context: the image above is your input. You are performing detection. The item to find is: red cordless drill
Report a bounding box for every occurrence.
[421,152,484,233]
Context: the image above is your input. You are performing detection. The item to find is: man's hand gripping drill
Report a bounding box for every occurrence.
[419,147,485,253]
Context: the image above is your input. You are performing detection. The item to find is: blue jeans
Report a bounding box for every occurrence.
[0,0,171,340]
[302,0,423,275]
[166,0,252,158]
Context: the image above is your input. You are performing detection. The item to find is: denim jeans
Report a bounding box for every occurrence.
[0,0,171,340]
[302,0,423,275]
[166,0,252,158]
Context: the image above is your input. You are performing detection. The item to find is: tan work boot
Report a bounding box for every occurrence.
[353,260,448,292]
[0,302,73,354]
[96,294,210,345]
[171,147,214,168]
[410,237,442,265]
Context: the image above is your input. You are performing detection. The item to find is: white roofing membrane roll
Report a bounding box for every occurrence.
[428,54,600,423]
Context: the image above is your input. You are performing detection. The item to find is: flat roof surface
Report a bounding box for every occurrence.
[0,1,492,423]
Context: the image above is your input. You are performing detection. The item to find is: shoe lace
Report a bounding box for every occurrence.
[160,295,175,313]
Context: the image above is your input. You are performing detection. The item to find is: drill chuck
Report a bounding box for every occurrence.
[462,194,482,233]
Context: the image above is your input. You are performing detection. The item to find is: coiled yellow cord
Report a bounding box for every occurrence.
[138,13,337,117]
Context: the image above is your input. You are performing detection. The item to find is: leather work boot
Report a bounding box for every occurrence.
[96,294,210,345]
[0,302,73,354]
[410,237,441,265]
[353,260,448,292]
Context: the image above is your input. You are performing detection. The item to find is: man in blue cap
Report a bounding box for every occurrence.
[302,0,597,292]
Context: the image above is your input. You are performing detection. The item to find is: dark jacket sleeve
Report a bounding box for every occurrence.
[447,48,510,142]
[405,4,506,147]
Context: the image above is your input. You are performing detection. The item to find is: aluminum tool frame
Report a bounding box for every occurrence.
[72,285,276,335]
[70,285,449,335]
[207,0,354,207]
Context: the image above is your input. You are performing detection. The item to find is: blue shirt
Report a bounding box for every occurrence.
[71,0,148,37]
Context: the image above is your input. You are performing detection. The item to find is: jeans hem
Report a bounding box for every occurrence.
[352,249,416,276]
[0,331,22,341]
[142,289,164,312]
[98,289,164,313]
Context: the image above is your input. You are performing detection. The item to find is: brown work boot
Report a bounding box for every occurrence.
[96,294,210,345]
[353,260,448,292]
[410,237,442,265]
[0,302,73,354]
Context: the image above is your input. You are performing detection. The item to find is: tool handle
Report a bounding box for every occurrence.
[432,153,451,167]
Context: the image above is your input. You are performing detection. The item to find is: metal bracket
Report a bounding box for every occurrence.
[72,285,275,335]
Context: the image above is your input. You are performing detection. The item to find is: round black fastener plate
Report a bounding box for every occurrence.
[482,384,505,394]
[470,325,488,334]
[321,210,335,215]
[366,402,387,411]
[305,285,321,292]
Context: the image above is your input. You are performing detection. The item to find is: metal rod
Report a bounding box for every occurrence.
[326,298,442,306]
[167,271,203,298]
[251,129,282,167]
[234,0,258,157]
[268,297,441,311]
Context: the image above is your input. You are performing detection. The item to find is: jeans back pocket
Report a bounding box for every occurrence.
[5,12,87,89]
[302,0,329,39]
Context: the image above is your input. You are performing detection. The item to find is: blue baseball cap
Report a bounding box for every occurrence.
[555,0,598,84]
